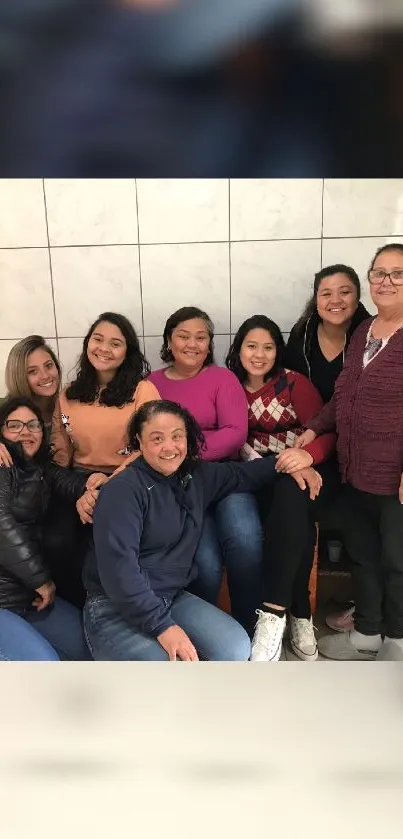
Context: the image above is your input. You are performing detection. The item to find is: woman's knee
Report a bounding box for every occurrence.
[224,622,251,661]
[216,493,263,551]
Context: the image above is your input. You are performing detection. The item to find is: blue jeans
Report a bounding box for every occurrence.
[0,598,91,661]
[84,591,251,661]
[190,492,263,636]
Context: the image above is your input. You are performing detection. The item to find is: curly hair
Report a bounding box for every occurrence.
[160,306,215,366]
[65,312,150,407]
[226,315,285,384]
[128,399,206,465]
[294,264,361,335]
[0,396,50,463]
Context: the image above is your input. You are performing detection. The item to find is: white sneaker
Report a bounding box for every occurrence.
[289,615,318,661]
[250,609,286,662]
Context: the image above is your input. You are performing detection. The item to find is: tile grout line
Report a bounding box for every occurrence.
[2,233,401,251]
[320,179,325,268]
[228,179,232,340]
[42,179,59,357]
[134,179,146,350]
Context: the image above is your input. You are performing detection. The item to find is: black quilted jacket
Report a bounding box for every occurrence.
[0,440,87,612]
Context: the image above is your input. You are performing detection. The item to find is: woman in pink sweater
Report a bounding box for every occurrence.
[148,306,261,637]
[299,243,403,661]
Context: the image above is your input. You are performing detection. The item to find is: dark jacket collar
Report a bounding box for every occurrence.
[0,437,49,469]
[303,301,371,357]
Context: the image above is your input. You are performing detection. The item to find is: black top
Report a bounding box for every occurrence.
[284,301,371,403]
[308,328,344,404]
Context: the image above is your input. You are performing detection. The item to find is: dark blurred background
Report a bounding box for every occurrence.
[1,0,403,176]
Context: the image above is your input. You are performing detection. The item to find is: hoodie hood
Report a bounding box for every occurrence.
[303,300,372,360]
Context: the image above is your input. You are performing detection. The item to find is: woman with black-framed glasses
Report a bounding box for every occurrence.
[297,243,403,661]
[0,396,92,661]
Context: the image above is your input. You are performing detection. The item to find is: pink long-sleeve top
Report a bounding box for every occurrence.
[148,365,248,461]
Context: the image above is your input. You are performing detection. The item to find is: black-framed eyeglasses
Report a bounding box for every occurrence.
[368,269,403,286]
[3,419,42,433]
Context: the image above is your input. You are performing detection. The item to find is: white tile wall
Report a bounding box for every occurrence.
[1,178,403,395]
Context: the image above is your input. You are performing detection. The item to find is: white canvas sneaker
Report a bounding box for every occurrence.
[250,609,286,662]
[289,615,318,661]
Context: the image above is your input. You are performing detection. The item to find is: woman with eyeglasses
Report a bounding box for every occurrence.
[297,243,403,661]
[0,396,92,660]
[0,335,62,464]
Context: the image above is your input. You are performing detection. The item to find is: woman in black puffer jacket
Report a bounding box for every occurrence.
[0,396,92,660]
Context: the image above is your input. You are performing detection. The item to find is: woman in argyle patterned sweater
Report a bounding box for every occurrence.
[226,314,336,661]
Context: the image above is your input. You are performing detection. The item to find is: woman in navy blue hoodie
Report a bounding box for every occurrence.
[83,400,322,661]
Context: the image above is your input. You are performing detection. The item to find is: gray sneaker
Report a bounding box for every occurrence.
[318,631,379,661]
[377,638,403,661]
[289,615,318,661]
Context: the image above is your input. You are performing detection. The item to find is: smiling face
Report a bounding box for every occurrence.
[137,412,188,476]
[87,321,127,377]
[2,405,43,457]
[369,249,403,313]
[26,348,60,399]
[239,328,277,383]
[316,273,359,326]
[168,318,211,374]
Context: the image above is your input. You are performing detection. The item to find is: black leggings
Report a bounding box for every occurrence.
[258,459,341,618]
[341,484,403,638]
[42,496,90,609]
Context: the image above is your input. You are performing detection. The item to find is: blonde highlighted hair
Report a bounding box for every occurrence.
[5,335,61,400]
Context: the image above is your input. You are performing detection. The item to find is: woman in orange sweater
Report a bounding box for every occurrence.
[49,312,159,606]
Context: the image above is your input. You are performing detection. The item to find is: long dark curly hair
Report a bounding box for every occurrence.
[128,399,206,464]
[226,315,285,384]
[65,312,150,407]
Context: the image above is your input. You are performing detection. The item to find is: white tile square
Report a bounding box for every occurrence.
[45,179,138,246]
[51,245,142,337]
[137,179,228,243]
[230,179,323,241]
[0,179,48,248]
[57,337,85,385]
[212,334,231,367]
[231,239,322,334]
[323,179,403,238]
[321,236,403,316]
[0,248,55,339]
[144,336,165,373]
[0,340,20,396]
[141,242,230,335]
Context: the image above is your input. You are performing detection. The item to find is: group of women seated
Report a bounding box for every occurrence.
[1,241,402,662]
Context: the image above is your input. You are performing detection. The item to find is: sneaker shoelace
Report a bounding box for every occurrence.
[292,618,317,647]
[253,609,284,654]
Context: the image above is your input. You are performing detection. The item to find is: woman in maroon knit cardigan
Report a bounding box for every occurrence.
[299,243,403,661]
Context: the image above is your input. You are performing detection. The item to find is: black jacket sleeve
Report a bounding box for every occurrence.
[0,469,50,590]
[48,463,88,501]
[199,456,277,510]
[283,325,307,376]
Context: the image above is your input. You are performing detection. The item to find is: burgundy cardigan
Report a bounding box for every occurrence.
[307,318,403,495]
